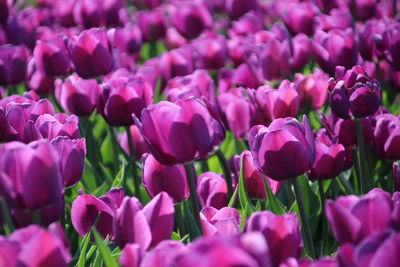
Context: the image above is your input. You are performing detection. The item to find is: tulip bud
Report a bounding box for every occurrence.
[197,172,228,209]
[136,98,225,165]
[68,28,113,78]
[250,116,315,181]
[0,45,28,86]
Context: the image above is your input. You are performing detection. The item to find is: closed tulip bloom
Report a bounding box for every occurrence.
[257,37,290,81]
[370,113,400,159]
[107,25,142,55]
[281,2,316,36]
[115,196,152,248]
[308,129,346,181]
[231,151,282,199]
[383,24,400,71]
[120,243,143,267]
[225,0,257,19]
[329,66,381,119]
[132,0,161,9]
[118,125,150,159]
[250,116,315,180]
[171,2,213,39]
[358,20,386,62]
[51,137,86,187]
[68,28,113,79]
[140,240,187,267]
[6,224,71,267]
[294,69,329,110]
[33,35,70,77]
[99,77,153,126]
[229,11,264,37]
[0,0,8,25]
[200,207,241,237]
[27,58,56,95]
[314,9,353,32]
[197,172,228,209]
[231,63,263,89]
[73,0,105,28]
[0,45,28,86]
[0,141,63,210]
[192,36,228,70]
[142,192,174,248]
[291,33,311,71]
[256,81,300,124]
[136,98,225,165]
[393,162,400,192]
[312,29,358,75]
[137,10,167,43]
[246,211,303,267]
[158,48,194,84]
[142,153,189,203]
[5,9,39,49]
[325,188,393,245]
[35,113,80,140]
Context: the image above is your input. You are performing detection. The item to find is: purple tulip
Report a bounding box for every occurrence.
[225,0,257,19]
[51,136,86,187]
[307,129,346,181]
[118,124,150,159]
[197,172,228,209]
[328,66,381,119]
[314,9,353,32]
[257,37,290,81]
[55,74,100,117]
[291,33,311,71]
[358,20,386,62]
[51,0,76,27]
[137,10,167,43]
[27,58,56,95]
[158,47,194,84]
[200,207,241,237]
[132,0,161,9]
[135,98,225,165]
[192,36,228,70]
[294,69,329,110]
[229,11,263,37]
[383,23,400,71]
[393,162,400,192]
[246,211,303,267]
[33,35,70,77]
[35,113,80,140]
[230,150,282,199]
[73,0,105,28]
[312,29,358,75]
[3,224,71,266]
[256,81,300,125]
[0,141,63,211]
[140,240,187,267]
[281,2,316,36]
[5,8,40,49]
[0,0,8,25]
[142,192,174,248]
[227,36,253,67]
[120,243,143,267]
[99,76,153,126]
[165,27,188,49]
[370,113,400,159]
[108,25,142,55]
[0,45,28,86]
[142,153,189,203]
[170,2,213,39]
[250,116,315,181]
[68,28,113,79]
[165,70,215,102]
[325,188,394,245]
[231,62,263,89]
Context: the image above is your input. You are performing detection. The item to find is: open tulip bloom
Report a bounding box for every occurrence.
[2,0,400,266]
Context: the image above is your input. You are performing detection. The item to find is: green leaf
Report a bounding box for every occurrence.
[238,157,256,213]
[112,161,127,188]
[92,229,119,267]
[228,186,239,207]
[100,133,116,166]
[263,176,286,215]
[77,233,91,267]
[182,201,201,240]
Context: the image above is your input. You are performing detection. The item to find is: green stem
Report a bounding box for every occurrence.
[125,126,141,202]
[108,126,120,170]
[292,178,316,259]
[355,119,368,193]
[174,203,186,236]
[215,149,233,199]
[317,180,328,256]
[200,160,209,173]
[1,198,15,235]
[183,163,202,232]
[337,173,355,195]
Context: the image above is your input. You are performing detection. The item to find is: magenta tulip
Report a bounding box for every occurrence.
[200,207,240,237]
[0,45,28,86]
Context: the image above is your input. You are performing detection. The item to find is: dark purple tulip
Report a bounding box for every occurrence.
[314,9,353,32]
[354,0,377,21]
[68,28,113,79]
[0,0,8,25]
[308,129,346,181]
[325,188,393,245]
[312,29,358,75]
[136,98,225,165]
[33,35,70,77]
[142,153,189,203]
[35,113,80,140]
[108,25,142,55]
[225,0,257,19]
[99,76,153,126]
[358,20,386,62]
[294,69,329,110]
[6,224,71,267]
[158,48,194,84]
[71,193,115,239]
[27,58,56,95]
[73,0,105,28]
[192,36,228,70]
[200,207,240,237]
[291,33,311,71]
[115,196,151,248]
[140,240,187,267]
[257,37,290,81]
[383,24,400,71]
[370,113,400,159]
[55,74,100,117]
[171,2,213,39]
[5,8,40,49]
[132,0,161,9]
[0,45,28,86]
[137,10,167,43]
[250,116,315,181]
[118,124,150,159]
[332,117,372,148]
[231,150,282,199]
[328,66,381,119]
[246,211,302,267]
[231,62,263,89]
[120,243,143,267]
[256,81,300,125]
[227,36,253,67]
[393,162,400,192]
[165,70,215,102]
[51,0,76,27]
[142,192,174,248]
[197,172,228,209]
[281,2,316,36]
[0,141,63,210]
[51,137,86,187]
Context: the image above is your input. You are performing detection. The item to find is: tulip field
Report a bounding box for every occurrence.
[2,0,400,266]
